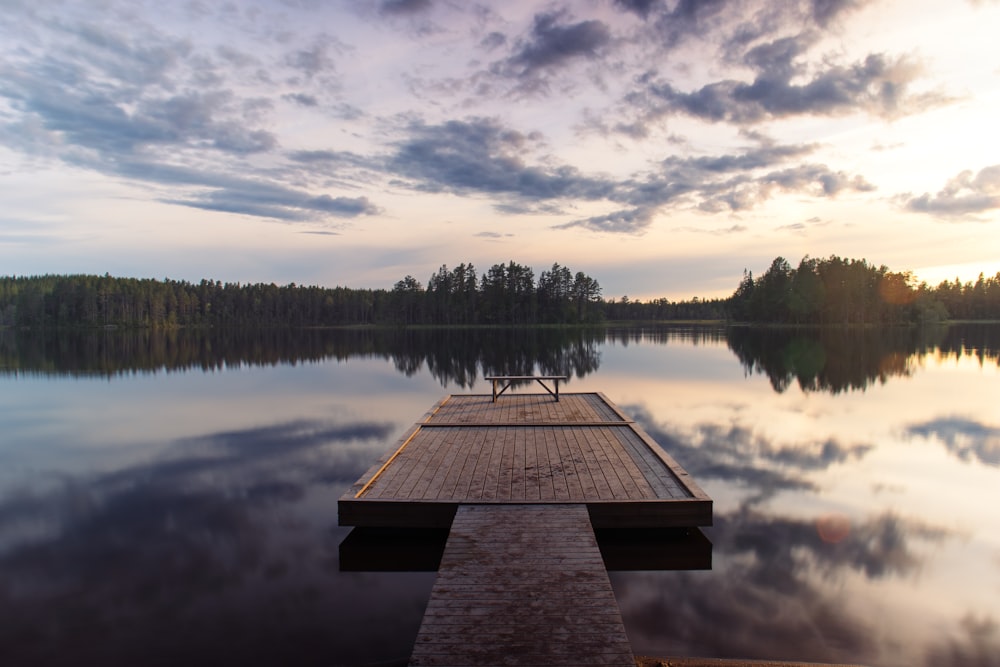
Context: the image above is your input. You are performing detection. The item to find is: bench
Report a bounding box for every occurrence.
[484,375,569,402]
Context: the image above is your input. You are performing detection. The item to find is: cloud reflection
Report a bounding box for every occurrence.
[0,418,437,667]
[615,508,952,664]
[625,404,872,503]
[925,613,1000,667]
[906,416,1000,467]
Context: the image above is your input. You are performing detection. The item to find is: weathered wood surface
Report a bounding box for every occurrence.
[339,393,711,528]
[408,504,634,667]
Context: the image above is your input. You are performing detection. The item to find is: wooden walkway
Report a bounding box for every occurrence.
[339,393,711,529]
[408,504,634,667]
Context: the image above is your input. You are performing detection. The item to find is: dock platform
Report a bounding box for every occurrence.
[339,392,712,529]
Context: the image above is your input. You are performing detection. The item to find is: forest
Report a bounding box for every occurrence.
[1,256,998,329]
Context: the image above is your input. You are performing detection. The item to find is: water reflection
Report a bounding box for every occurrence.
[613,506,961,665]
[728,324,1000,393]
[1,323,998,666]
[0,327,604,387]
[626,405,873,504]
[4,324,997,396]
[0,418,432,666]
[905,417,1000,466]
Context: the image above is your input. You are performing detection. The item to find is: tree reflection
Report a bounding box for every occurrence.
[2,323,997,393]
[0,327,606,388]
[727,324,999,393]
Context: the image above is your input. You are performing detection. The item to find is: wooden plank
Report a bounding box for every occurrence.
[408,504,634,667]
[611,427,689,499]
[511,424,527,500]
[464,428,493,500]
[570,426,614,500]
[592,425,650,499]
[481,426,506,501]
[409,428,455,500]
[545,426,570,501]
[436,427,481,500]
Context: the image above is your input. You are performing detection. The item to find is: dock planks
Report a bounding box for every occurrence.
[408,504,635,667]
[339,393,712,529]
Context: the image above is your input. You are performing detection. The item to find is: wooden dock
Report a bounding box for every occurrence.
[339,391,712,667]
[339,392,712,529]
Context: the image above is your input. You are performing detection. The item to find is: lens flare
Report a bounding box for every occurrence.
[816,513,851,544]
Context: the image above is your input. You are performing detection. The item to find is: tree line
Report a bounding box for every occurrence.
[0,261,604,329]
[727,255,1000,325]
[1,256,998,329]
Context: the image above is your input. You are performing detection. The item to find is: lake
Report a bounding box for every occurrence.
[1,324,998,666]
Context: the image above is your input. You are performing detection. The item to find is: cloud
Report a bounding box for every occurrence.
[166,188,380,221]
[120,159,380,222]
[283,92,320,107]
[382,117,873,234]
[558,206,657,234]
[386,116,616,204]
[0,5,384,226]
[613,0,868,60]
[905,416,1000,466]
[629,52,936,127]
[305,195,381,216]
[484,11,613,96]
[613,0,661,19]
[592,2,948,137]
[379,0,433,16]
[506,11,612,74]
[899,165,1000,219]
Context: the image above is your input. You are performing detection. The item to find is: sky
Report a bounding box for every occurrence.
[1,0,999,301]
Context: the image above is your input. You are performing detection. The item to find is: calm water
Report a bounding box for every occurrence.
[1,325,998,666]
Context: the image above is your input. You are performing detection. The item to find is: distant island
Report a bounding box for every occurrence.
[1,256,998,328]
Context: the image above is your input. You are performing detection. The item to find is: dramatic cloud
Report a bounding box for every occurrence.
[506,12,611,74]
[560,139,873,232]
[386,116,616,204]
[899,165,1000,219]
[626,52,935,128]
[0,4,384,226]
[485,11,613,96]
[613,0,661,19]
[621,0,869,58]
[383,115,873,234]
